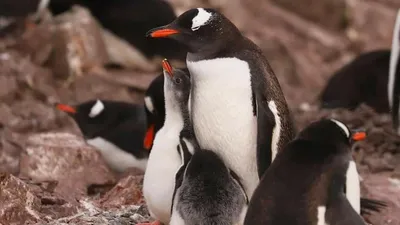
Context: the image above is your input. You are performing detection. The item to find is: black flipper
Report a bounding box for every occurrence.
[170,138,194,214]
[326,193,367,225]
[255,93,276,178]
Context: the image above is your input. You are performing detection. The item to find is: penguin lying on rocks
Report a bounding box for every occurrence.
[320,50,391,113]
[56,99,150,172]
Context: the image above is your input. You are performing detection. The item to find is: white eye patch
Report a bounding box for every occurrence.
[330,119,350,138]
[89,99,104,118]
[191,8,212,31]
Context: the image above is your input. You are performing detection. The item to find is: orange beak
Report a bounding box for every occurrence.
[352,132,367,141]
[144,124,155,150]
[147,27,179,38]
[162,58,173,77]
[56,103,76,114]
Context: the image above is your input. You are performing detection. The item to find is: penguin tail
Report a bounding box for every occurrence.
[360,197,387,215]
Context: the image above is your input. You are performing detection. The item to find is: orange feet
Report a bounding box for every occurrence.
[136,220,162,225]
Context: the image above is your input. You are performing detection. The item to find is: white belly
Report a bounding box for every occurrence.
[86,137,148,172]
[346,160,361,214]
[143,127,182,223]
[187,58,259,199]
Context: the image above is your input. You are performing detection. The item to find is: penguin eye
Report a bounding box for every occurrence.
[175,78,182,84]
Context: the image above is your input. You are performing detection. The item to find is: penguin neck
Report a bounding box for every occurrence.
[163,86,185,130]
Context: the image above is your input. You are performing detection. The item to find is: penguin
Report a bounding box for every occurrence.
[143,67,190,150]
[56,99,149,172]
[170,139,248,225]
[143,74,165,152]
[169,93,248,225]
[47,0,188,61]
[141,59,191,225]
[146,8,296,200]
[389,9,400,135]
[320,50,391,113]
[244,119,369,225]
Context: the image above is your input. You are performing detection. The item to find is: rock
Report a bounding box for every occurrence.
[271,0,347,31]
[0,50,59,105]
[101,28,159,72]
[97,175,144,210]
[13,19,54,66]
[361,173,400,225]
[49,6,109,80]
[0,129,23,174]
[347,0,398,50]
[42,200,149,225]
[19,132,116,202]
[0,173,78,225]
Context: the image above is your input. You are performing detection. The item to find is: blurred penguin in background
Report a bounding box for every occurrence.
[389,9,400,135]
[48,0,188,61]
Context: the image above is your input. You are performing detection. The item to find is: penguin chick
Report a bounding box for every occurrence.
[244,119,368,225]
[170,137,248,225]
[141,59,191,225]
[56,99,149,172]
[143,68,190,150]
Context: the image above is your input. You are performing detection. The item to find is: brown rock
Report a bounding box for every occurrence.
[19,132,116,202]
[361,173,400,225]
[0,173,78,225]
[271,0,347,31]
[49,6,109,80]
[97,175,144,210]
[0,129,23,175]
[347,0,397,50]
[13,19,54,66]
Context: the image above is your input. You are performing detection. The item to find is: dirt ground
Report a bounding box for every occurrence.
[1,0,400,224]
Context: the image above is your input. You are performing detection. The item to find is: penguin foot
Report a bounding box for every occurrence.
[136,220,162,225]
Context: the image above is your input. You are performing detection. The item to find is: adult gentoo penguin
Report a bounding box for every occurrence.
[389,9,400,135]
[168,71,248,225]
[244,119,369,225]
[56,100,149,172]
[147,8,295,199]
[141,59,190,225]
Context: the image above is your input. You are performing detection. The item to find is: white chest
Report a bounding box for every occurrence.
[86,137,148,172]
[142,125,182,223]
[187,58,259,198]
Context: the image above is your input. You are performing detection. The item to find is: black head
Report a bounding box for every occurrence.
[144,74,165,150]
[162,59,191,105]
[56,99,142,139]
[146,8,241,54]
[297,119,366,148]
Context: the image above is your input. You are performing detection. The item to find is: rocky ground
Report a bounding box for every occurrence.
[1,0,400,224]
